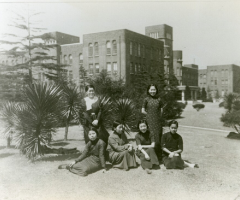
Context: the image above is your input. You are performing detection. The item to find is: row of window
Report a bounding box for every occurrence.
[88,41,117,57]
[210,80,229,85]
[130,62,161,74]
[129,42,162,61]
[210,69,228,77]
[1,58,29,66]
[88,62,118,75]
[63,54,83,65]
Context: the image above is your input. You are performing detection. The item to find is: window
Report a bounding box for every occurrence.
[210,70,213,77]
[113,62,117,71]
[130,63,134,74]
[106,41,111,55]
[79,53,83,63]
[142,45,145,58]
[135,43,138,56]
[69,54,72,65]
[94,43,99,56]
[88,43,93,57]
[211,80,214,85]
[130,42,133,55]
[214,70,217,77]
[112,40,117,55]
[203,74,206,79]
[138,64,141,72]
[135,64,137,74]
[95,63,99,73]
[222,80,224,85]
[138,44,141,57]
[215,80,217,85]
[225,69,228,77]
[221,90,225,97]
[12,60,14,66]
[107,62,111,72]
[221,69,224,77]
[6,60,8,65]
[89,64,93,75]
[225,79,228,85]
[2,61,5,65]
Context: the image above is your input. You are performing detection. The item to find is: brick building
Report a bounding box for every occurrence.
[60,29,164,84]
[198,64,240,98]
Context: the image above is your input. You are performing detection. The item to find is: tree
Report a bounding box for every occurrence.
[0,8,67,87]
[59,84,83,141]
[201,87,207,101]
[0,83,62,160]
[215,89,220,100]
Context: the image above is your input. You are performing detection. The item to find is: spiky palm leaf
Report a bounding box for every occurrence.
[111,98,136,134]
[0,83,62,160]
[97,95,112,128]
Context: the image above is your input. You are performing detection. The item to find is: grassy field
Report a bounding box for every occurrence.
[0,103,240,200]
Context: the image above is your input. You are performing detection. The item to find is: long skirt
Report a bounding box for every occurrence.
[163,155,184,170]
[69,155,102,176]
[109,150,137,170]
[136,148,159,169]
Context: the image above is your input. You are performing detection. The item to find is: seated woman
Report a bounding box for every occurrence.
[161,120,199,170]
[107,121,137,171]
[135,120,160,174]
[58,127,107,176]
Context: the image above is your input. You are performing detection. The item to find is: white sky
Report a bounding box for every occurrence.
[0,0,240,69]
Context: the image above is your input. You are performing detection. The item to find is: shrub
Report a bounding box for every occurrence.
[219,102,224,107]
[193,103,205,111]
[221,110,240,128]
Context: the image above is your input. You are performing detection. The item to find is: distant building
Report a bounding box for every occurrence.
[0,31,80,82]
[198,64,240,98]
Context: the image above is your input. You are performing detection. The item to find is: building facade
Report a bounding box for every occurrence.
[60,29,164,85]
[198,64,240,98]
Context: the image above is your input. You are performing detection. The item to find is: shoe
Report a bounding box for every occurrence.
[58,164,68,169]
[145,168,152,174]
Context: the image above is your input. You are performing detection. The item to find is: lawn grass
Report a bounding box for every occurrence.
[0,102,239,200]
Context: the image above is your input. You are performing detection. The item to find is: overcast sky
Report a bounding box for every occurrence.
[0,0,240,69]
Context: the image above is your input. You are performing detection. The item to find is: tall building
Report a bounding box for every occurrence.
[60,29,164,84]
[145,24,173,74]
[198,64,240,98]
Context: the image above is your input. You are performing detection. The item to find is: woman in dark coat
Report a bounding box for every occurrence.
[135,120,159,174]
[81,85,109,145]
[58,127,107,176]
[142,84,163,161]
[107,121,137,171]
[161,120,199,169]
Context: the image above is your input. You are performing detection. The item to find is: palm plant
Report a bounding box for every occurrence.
[0,83,62,160]
[59,84,84,141]
[111,98,136,136]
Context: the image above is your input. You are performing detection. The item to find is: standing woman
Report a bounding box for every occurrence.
[142,84,163,161]
[135,120,159,174]
[107,121,137,171]
[81,85,109,145]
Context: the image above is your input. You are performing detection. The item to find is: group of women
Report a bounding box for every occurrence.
[58,84,199,176]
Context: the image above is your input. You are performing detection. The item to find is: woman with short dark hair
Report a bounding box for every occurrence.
[161,120,199,169]
[142,84,163,161]
[58,127,107,176]
[106,121,137,171]
[135,120,159,174]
